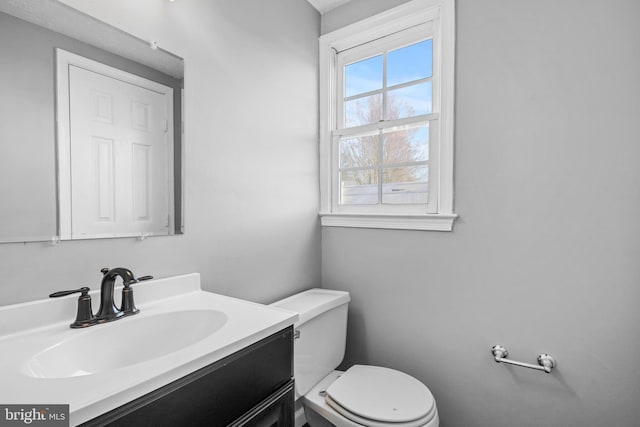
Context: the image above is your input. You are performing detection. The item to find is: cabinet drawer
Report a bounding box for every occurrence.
[229,380,294,427]
[82,327,293,427]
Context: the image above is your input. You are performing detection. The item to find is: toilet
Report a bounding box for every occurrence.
[271,289,439,427]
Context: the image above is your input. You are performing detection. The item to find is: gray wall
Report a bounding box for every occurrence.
[322,0,640,426]
[0,0,321,305]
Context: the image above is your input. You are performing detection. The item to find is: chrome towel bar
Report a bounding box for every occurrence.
[491,345,556,374]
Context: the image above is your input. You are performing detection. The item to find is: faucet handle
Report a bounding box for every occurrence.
[100,267,109,275]
[50,286,91,298]
[120,275,152,315]
[123,275,154,287]
[50,287,95,328]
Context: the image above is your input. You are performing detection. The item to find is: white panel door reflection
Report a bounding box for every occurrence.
[69,65,169,238]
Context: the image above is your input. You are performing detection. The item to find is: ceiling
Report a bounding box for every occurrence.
[306,0,353,14]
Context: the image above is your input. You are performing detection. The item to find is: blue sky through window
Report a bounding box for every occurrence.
[345,55,383,98]
[388,39,432,87]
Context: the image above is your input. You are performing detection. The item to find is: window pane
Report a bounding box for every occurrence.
[345,55,383,98]
[387,39,432,87]
[340,169,379,205]
[344,93,383,127]
[340,133,380,168]
[382,166,428,204]
[386,81,432,120]
[383,124,429,165]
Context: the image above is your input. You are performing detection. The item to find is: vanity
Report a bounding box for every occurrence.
[0,274,298,426]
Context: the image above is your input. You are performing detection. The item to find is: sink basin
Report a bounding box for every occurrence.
[23,309,228,379]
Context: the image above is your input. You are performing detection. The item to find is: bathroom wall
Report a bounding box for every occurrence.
[322,1,640,426]
[0,0,321,305]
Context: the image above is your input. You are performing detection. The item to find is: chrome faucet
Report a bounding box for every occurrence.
[50,267,153,328]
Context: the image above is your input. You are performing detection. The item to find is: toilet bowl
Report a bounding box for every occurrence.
[304,367,439,427]
[271,289,439,427]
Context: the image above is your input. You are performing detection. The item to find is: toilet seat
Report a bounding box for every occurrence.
[324,365,437,427]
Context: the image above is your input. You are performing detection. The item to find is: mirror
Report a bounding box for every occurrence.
[0,0,183,243]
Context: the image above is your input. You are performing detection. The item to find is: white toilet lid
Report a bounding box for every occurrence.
[325,365,436,425]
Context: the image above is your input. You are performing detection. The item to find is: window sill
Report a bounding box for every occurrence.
[319,212,458,231]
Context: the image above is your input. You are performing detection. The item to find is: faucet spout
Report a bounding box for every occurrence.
[96,267,138,321]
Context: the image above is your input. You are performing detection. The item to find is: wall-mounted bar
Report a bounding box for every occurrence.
[491,345,556,374]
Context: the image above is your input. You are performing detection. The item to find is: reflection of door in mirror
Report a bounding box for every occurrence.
[57,49,174,240]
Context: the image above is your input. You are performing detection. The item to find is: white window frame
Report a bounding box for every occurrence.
[319,0,456,231]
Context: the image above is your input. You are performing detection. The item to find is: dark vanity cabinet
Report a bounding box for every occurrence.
[81,327,294,427]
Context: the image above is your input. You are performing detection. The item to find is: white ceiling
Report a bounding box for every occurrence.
[306,0,353,14]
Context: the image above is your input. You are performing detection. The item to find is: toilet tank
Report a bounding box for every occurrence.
[271,289,350,397]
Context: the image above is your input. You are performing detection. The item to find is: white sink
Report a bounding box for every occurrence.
[23,309,228,379]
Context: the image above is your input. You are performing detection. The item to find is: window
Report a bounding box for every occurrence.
[319,0,456,231]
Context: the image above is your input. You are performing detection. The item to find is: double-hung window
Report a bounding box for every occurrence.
[319,0,456,231]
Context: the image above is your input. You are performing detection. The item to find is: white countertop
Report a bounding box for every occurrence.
[0,273,298,426]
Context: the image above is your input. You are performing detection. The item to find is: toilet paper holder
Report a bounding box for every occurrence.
[491,345,556,374]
